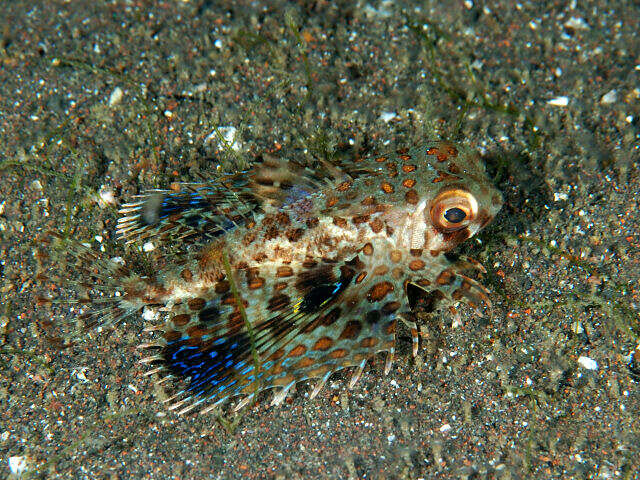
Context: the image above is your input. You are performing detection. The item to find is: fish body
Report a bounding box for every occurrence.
[38,141,502,414]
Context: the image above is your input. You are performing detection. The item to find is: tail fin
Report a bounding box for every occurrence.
[35,232,150,332]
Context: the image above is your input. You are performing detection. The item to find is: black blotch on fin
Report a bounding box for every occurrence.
[199,305,221,325]
[295,258,359,302]
[297,260,357,314]
[299,282,346,314]
[137,191,231,238]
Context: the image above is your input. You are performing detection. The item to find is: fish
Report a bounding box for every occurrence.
[36,141,502,415]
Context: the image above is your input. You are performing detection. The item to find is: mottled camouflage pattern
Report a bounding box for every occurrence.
[38,141,502,415]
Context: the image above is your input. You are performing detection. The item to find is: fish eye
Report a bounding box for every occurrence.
[444,207,466,223]
[430,188,478,231]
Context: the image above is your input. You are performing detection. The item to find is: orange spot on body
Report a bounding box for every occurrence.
[352,214,370,225]
[409,259,426,271]
[361,195,376,206]
[367,281,394,302]
[186,325,206,341]
[436,270,455,285]
[274,282,288,291]
[333,216,348,229]
[181,269,193,282]
[313,337,333,351]
[339,321,362,339]
[248,277,265,289]
[172,314,190,326]
[288,345,307,357]
[276,266,294,277]
[337,181,353,191]
[373,265,389,276]
[270,363,285,375]
[369,217,384,233]
[432,171,460,183]
[286,228,305,242]
[329,348,348,359]
[427,144,458,162]
[392,267,403,279]
[276,212,290,225]
[381,182,394,194]
[360,337,379,348]
[296,357,315,368]
[405,189,419,205]
[382,302,401,314]
[268,348,285,362]
[384,320,397,334]
[188,297,206,311]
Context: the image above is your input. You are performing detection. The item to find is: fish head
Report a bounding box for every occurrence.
[402,142,502,255]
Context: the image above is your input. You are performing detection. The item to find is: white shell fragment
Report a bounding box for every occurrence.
[600,90,617,105]
[577,356,598,370]
[547,96,569,107]
[564,17,590,30]
[108,87,124,107]
[205,126,242,151]
[379,111,398,123]
[8,455,29,475]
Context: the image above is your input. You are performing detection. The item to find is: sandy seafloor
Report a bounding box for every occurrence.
[0,0,639,478]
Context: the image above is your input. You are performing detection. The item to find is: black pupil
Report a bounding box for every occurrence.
[444,207,466,223]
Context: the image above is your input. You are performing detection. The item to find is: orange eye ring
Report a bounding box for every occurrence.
[430,188,478,231]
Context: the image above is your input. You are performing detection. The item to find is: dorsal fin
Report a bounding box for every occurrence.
[247,154,352,207]
[116,173,259,246]
[116,153,380,247]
